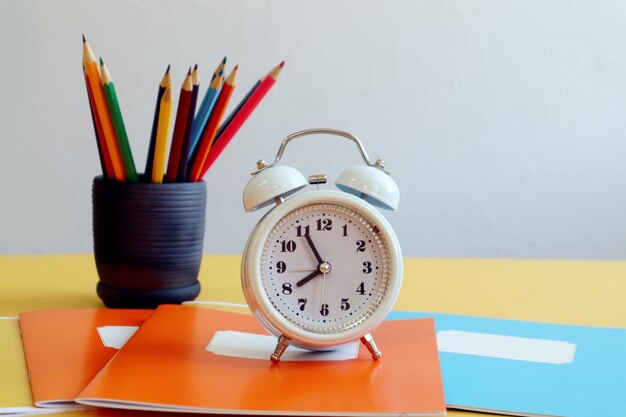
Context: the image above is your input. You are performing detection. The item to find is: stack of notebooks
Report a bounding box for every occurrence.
[3,305,626,417]
[8,305,446,416]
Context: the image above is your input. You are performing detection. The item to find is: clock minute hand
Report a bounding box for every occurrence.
[296,268,321,288]
[304,235,324,264]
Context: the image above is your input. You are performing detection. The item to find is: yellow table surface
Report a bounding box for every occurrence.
[1,254,625,417]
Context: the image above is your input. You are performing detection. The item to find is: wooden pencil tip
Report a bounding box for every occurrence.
[222,56,227,64]
[234,65,239,70]
[194,64,198,70]
[82,33,86,42]
[279,61,285,68]
[165,64,171,75]
[99,57,104,66]
[187,67,192,75]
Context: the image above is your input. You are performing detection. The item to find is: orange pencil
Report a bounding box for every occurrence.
[82,35,126,181]
[165,69,193,183]
[187,66,238,182]
[84,70,113,178]
[198,61,283,179]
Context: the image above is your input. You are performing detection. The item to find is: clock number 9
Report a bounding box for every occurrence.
[276,261,286,274]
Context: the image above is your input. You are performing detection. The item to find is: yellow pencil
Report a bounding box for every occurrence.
[152,83,173,183]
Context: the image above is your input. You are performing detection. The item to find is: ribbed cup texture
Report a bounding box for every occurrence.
[92,176,206,308]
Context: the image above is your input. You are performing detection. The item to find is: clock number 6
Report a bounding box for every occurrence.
[320,303,329,316]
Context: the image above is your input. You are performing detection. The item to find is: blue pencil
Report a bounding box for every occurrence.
[188,57,226,160]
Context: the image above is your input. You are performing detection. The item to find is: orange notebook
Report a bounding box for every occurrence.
[18,308,152,409]
[76,305,445,416]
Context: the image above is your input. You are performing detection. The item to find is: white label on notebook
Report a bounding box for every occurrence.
[206,330,360,361]
[436,330,577,364]
[97,326,139,349]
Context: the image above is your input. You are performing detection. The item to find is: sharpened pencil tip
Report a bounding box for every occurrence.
[187,67,192,75]
[279,61,285,68]
[194,64,198,70]
[222,56,227,64]
[234,65,239,70]
[82,34,86,42]
[165,64,170,75]
[99,57,104,66]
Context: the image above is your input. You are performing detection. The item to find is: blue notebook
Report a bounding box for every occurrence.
[387,311,626,417]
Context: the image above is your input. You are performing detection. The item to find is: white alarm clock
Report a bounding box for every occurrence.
[241,128,402,362]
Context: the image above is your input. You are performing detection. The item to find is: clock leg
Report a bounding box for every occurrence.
[270,335,291,363]
[360,333,382,360]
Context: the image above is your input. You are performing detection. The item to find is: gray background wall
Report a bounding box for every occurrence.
[1,0,625,259]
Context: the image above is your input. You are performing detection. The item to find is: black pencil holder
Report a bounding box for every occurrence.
[92,176,206,308]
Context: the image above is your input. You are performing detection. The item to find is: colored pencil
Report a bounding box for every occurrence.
[145,66,170,181]
[84,70,111,178]
[188,66,238,182]
[198,61,284,179]
[82,36,126,181]
[214,78,260,141]
[188,57,226,161]
[151,83,173,183]
[100,59,138,182]
[165,69,193,183]
[176,65,200,181]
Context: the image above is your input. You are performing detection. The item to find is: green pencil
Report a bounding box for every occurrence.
[100,58,137,182]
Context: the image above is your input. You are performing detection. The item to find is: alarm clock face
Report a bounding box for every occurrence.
[259,199,393,336]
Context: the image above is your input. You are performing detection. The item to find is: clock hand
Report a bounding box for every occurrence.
[304,235,324,265]
[296,268,322,288]
[289,267,318,273]
[320,256,328,306]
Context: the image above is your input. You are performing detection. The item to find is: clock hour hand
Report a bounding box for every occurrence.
[296,269,321,288]
[304,235,324,264]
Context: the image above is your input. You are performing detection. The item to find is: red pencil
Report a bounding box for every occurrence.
[198,61,284,179]
[165,68,193,183]
[84,70,113,178]
[176,65,200,182]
